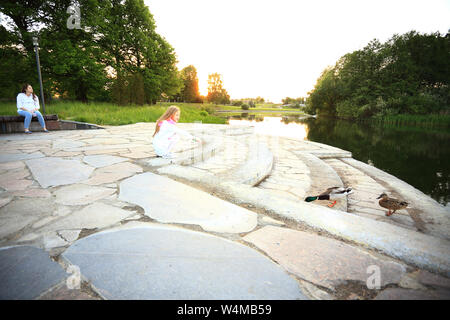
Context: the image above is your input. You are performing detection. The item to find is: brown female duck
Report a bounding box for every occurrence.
[376,193,408,216]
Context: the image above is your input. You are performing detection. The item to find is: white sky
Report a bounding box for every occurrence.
[145,0,449,103]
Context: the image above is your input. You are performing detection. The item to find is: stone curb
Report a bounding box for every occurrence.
[225,141,274,186]
[294,151,347,211]
[58,120,105,130]
[276,137,353,158]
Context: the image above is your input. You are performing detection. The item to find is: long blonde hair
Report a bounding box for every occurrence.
[153,105,180,136]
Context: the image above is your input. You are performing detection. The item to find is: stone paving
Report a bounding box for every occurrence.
[0,123,449,300]
[244,226,407,290]
[62,224,307,300]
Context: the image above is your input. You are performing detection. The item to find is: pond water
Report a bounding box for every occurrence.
[226,113,450,206]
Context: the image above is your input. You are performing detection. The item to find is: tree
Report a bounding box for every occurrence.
[0,0,52,99]
[308,68,342,116]
[96,0,182,104]
[255,96,265,104]
[180,65,201,102]
[0,0,182,104]
[307,30,450,119]
[207,73,230,104]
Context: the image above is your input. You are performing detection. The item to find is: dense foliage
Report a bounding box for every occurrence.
[177,65,202,103]
[206,73,230,104]
[0,0,182,105]
[306,31,450,119]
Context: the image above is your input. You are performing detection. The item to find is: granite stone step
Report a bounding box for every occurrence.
[293,151,347,212]
[146,134,223,167]
[341,158,450,240]
[324,158,419,231]
[221,140,273,186]
[191,135,249,174]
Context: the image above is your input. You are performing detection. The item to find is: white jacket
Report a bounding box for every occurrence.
[152,120,193,154]
[17,93,40,112]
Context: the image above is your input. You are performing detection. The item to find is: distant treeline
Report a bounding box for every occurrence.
[306,31,450,119]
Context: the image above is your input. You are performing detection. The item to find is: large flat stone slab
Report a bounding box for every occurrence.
[41,202,133,231]
[82,155,128,168]
[118,172,257,233]
[0,161,26,172]
[52,139,86,149]
[243,226,406,290]
[0,245,67,299]
[12,188,52,198]
[62,225,308,300]
[0,197,12,208]
[26,157,95,188]
[0,152,45,163]
[81,137,130,145]
[0,175,33,191]
[0,199,55,239]
[82,162,142,185]
[54,184,115,206]
[0,168,32,183]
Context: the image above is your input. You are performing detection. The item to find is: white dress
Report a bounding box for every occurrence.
[152,120,194,157]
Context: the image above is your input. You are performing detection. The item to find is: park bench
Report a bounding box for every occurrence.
[0,114,103,133]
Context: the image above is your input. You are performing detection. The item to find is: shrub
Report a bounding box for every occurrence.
[241,104,249,110]
[201,105,216,114]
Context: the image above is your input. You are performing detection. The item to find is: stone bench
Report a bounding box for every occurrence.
[0,114,60,133]
[0,115,104,133]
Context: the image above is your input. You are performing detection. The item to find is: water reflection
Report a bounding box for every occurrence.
[228,114,309,140]
[227,114,450,206]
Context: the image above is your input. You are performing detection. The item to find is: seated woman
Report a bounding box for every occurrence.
[17,84,49,133]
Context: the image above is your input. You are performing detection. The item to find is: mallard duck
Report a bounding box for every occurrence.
[376,193,408,216]
[305,187,353,207]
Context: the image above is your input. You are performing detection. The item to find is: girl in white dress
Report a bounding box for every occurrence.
[152,106,201,158]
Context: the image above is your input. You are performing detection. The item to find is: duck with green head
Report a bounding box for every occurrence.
[305,187,353,208]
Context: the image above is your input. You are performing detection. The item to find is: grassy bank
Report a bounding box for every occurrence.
[369,114,450,129]
[221,104,301,112]
[0,101,227,126]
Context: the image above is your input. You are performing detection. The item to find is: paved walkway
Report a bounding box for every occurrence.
[0,123,449,300]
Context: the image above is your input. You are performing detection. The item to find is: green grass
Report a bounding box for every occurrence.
[217,104,302,112]
[0,101,227,126]
[369,114,450,129]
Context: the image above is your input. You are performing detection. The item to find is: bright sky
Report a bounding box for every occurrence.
[145,0,449,103]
